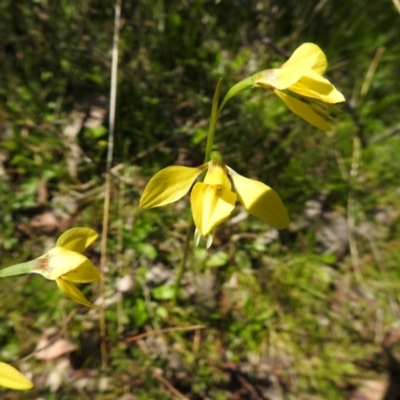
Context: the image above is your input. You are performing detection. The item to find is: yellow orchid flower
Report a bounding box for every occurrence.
[0,362,33,390]
[252,43,345,130]
[0,228,100,309]
[140,152,289,247]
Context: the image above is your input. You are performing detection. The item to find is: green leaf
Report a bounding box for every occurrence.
[205,251,229,268]
[151,285,175,300]
[131,298,149,328]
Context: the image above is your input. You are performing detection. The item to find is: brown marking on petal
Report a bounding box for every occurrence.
[196,163,209,172]
[207,161,217,172]
[33,255,51,274]
[65,269,80,276]
[208,156,226,171]
[200,184,208,194]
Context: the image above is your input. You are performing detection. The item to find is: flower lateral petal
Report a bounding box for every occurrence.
[61,259,100,283]
[228,168,289,229]
[56,227,98,253]
[274,90,332,131]
[0,362,33,390]
[56,278,100,309]
[290,71,345,103]
[140,165,208,209]
[191,182,236,237]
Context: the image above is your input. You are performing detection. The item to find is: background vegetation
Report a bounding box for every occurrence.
[1,0,400,399]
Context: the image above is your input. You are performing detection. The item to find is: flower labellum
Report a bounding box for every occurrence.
[0,228,100,309]
[252,43,345,130]
[140,152,289,247]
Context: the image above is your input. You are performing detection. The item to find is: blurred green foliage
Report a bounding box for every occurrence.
[1,0,400,399]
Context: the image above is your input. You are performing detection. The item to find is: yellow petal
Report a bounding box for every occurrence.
[140,165,208,208]
[56,278,100,309]
[293,76,334,96]
[255,43,324,90]
[204,161,231,188]
[0,362,33,390]
[228,168,289,229]
[289,71,345,103]
[290,81,345,104]
[191,182,236,236]
[254,54,316,91]
[319,87,345,104]
[56,227,98,253]
[32,247,88,280]
[60,259,100,283]
[283,43,327,75]
[253,43,330,91]
[274,90,332,131]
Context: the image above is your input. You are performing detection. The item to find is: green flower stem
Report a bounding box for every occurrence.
[173,217,194,305]
[173,80,224,304]
[218,76,253,114]
[0,261,34,277]
[204,79,223,163]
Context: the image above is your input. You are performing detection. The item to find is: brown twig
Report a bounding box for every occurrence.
[192,327,201,355]
[152,370,189,400]
[236,374,264,400]
[222,362,264,400]
[125,325,206,343]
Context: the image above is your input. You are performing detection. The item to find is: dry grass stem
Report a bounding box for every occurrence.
[99,0,122,369]
[125,325,206,343]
